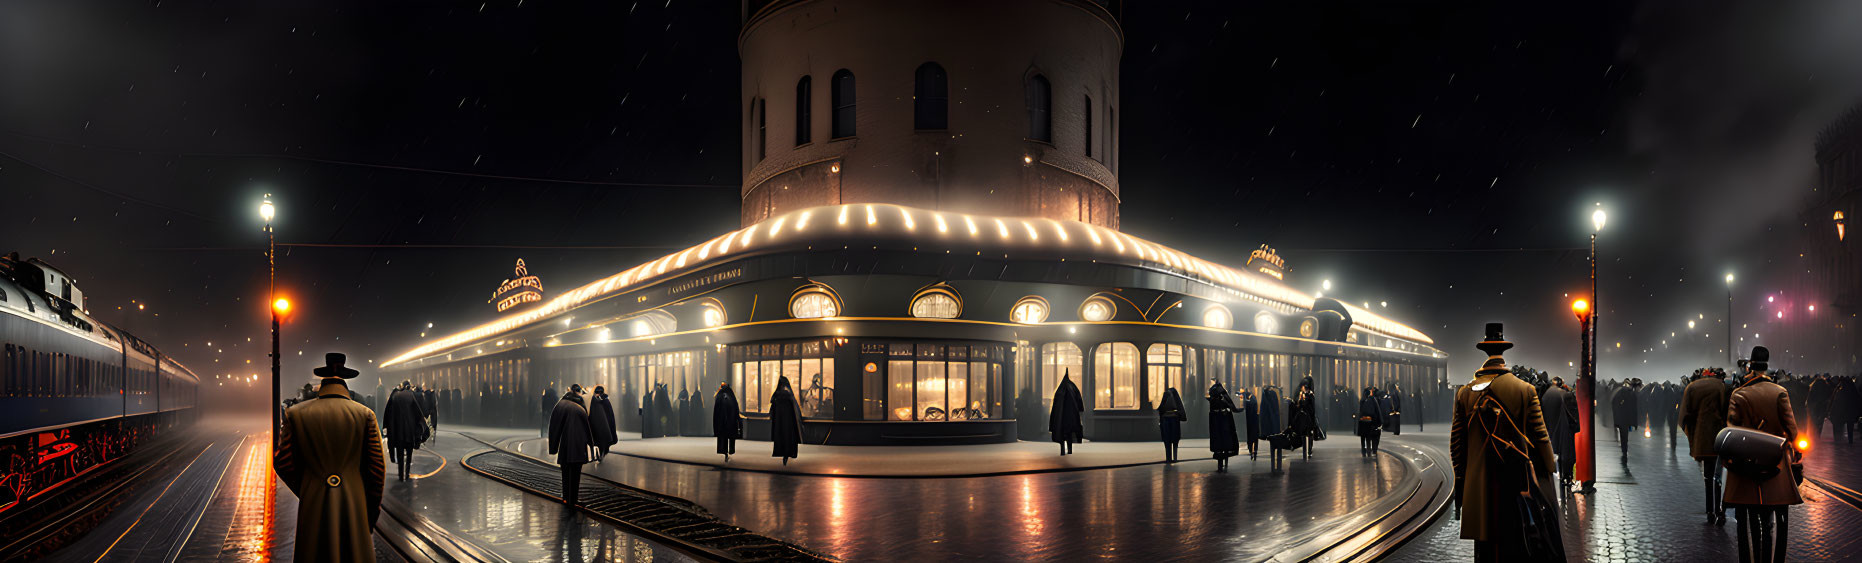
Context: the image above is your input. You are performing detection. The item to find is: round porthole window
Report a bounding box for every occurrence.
[910,289,961,319]
[1299,318,1317,339]
[1010,296,1049,324]
[1079,296,1115,322]
[790,288,840,319]
[1203,306,1233,329]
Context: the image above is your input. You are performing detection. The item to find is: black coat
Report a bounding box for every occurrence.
[1541,385,1578,463]
[383,389,427,448]
[1357,392,1385,436]
[1207,383,1240,458]
[685,388,707,437]
[675,388,692,437]
[1611,386,1640,428]
[589,394,619,447]
[1260,387,1283,431]
[768,377,805,459]
[1241,392,1260,442]
[548,394,595,465]
[1157,388,1187,444]
[713,386,743,455]
[1049,375,1085,444]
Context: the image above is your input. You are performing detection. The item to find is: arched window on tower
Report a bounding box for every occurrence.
[832,70,856,139]
[795,76,812,146]
[1026,74,1051,142]
[914,63,948,130]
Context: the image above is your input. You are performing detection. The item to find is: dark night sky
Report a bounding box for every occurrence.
[2,0,1858,401]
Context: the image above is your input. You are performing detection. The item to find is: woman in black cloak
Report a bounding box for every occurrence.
[684,382,707,437]
[1240,387,1260,460]
[1356,386,1385,457]
[768,376,805,465]
[1049,371,1085,455]
[713,382,742,462]
[1157,387,1187,462]
[589,385,619,461]
[1207,381,1241,471]
[1290,376,1321,460]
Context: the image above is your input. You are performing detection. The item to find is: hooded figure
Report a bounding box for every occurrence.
[1540,379,1579,487]
[1290,377,1321,459]
[713,383,743,460]
[1387,385,1404,435]
[589,386,619,460]
[675,385,692,438]
[1157,387,1188,462]
[383,381,428,480]
[1260,385,1283,434]
[1207,382,1241,471]
[1240,388,1260,459]
[1048,372,1085,455]
[1357,387,1386,456]
[648,384,673,439]
[274,353,386,563]
[1724,347,1802,563]
[768,376,805,464]
[547,385,595,506]
[1682,369,1732,524]
[685,382,708,437]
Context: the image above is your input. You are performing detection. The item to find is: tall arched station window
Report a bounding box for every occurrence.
[795,76,811,146]
[1094,342,1138,409]
[831,70,857,139]
[1025,74,1051,142]
[914,63,948,130]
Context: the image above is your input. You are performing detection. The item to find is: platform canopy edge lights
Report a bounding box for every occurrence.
[382,204,1433,368]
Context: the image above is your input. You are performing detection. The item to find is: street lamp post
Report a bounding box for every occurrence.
[261,196,278,435]
[1577,206,1606,493]
[1725,273,1735,366]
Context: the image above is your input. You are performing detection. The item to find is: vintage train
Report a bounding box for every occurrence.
[0,252,198,518]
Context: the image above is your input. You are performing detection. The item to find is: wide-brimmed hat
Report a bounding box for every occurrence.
[314,352,360,379]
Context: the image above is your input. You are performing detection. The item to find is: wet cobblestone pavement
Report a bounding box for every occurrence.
[1385,421,1862,562]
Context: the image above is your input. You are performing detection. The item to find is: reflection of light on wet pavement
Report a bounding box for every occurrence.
[223,435,274,561]
[1020,476,1044,536]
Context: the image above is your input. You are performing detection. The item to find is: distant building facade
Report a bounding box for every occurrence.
[383,1,1446,446]
[1806,104,1862,371]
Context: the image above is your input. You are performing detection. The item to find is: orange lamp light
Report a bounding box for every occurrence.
[1572,299,1591,321]
[1797,438,1810,452]
[273,297,292,315]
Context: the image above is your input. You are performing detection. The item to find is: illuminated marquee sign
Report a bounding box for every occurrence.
[1246,244,1286,281]
[491,259,545,312]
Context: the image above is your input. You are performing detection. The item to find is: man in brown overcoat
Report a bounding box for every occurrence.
[275,353,388,562]
[1681,367,1731,524]
[1723,346,1801,563]
[1451,324,1558,562]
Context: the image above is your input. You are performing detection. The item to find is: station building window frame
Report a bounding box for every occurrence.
[729,339,836,416]
[909,286,962,319]
[1093,342,1139,409]
[1010,295,1049,324]
[879,341,1005,421]
[788,283,842,319]
[1203,305,1233,329]
[1079,295,1115,322]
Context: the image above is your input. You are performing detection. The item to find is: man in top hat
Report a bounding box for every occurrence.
[275,353,387,562]
[1451,324,1559,562]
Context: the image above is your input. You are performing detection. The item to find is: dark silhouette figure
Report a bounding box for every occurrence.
[1682,369,1731,524]
[1612,380,1642,456]
[420,386,438,433]
[1290,377,1321,460]
[1357,387,1385,457]
[1260,385,1283,436]
[541,386,556,437]
[713,383,742,462]
[651,383,675,438]
[274,353,386,562]
[383,381,428,480]
[685,382,708,437]
[1157,387,1187,462]
[768,376,805,465]
[1240,388,1260,459]
[547,385,595,506]
[1387,385,1404,436]
[589,386,618,461]
[675,385,692,437]
[1049,372,1085,455]
[1207,382,1240,471]
[1540,378,1579,489]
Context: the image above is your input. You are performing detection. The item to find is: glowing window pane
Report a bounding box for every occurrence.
[1011,298,1048,324]
[910,292,960,319]
[790,291,839,319]
[1204,306,1233,329]
[1080,297,1114,322]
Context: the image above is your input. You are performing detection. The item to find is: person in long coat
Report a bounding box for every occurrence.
[1357,387,1385,456]
[1207,381,1241,471]
[589,386,619,461]
[1157,387,1187,462]
[713,382,743,461]
[274,353,386,563]
[382,381,428,481]
[1833,377,1861,443]
[1682,368,1731,524]
[685,382,708,437]
[1291,377,1321,459]
[1260,385,1283,436]
[1451,326,1558,562]
[768,376,805,464]
[1048,372,1085,455]
[1611,380,1641,456]
[1540,377,1579,488]
[1723,347,1802,563]
[651,383,675,438]
[674,385,691,437]
[420,386,439,433]
[1240,388,1260,459]
[547,385,596,506]
[1387,384,1404,436]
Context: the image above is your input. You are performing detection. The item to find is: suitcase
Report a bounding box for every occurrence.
[1714,426,1785,481]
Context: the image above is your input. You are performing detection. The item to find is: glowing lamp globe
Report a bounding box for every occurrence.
[1591,208,1607,232]
[260,200,276,222]
[1571,299,1590,321]
[273,297,291,315]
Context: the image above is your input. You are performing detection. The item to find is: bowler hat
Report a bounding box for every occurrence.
[314,352,360,379]
[1749,346,1769,372]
